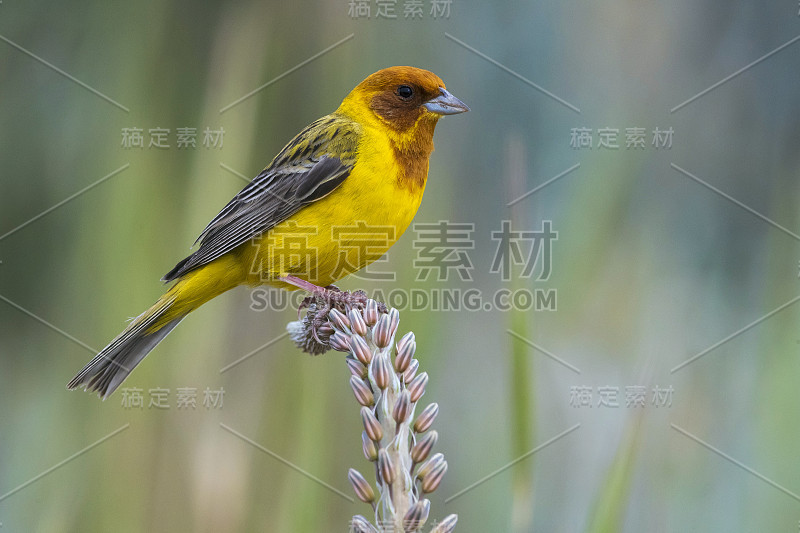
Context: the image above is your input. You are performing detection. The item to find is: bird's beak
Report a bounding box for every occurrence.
[423,88,470,115]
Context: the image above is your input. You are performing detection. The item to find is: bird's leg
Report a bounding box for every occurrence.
[280,275,380,338]
[280,275,328,320]
[280,275,371,310]
[280,275,326,295]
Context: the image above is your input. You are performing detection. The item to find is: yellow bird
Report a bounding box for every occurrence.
[68,66,468,399]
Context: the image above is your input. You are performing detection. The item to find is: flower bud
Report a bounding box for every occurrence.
[392,389,411,424]
[386,308,400,342]
[364,299,379,326]
[394,332,416,372]
[396,331,415,354]
[373,353,391,390]
[361,431,378,462]
[403,359,419,382]
[348,308,368,336]
[328,331,350,352]
[413,403,439,433]
[403,499,430,531]
[421,459,447,493]
[350,334,373,365]
[328,308,350,332]
[378,448,394,484]
[346,357,367,379]
[373,313,392,348]
[416,453,444,479]
[318,323,334,337]
[411,430,438,464]
[350,376,374,407]
[407,372,429,402]
[350,515,379,533]
[361,406,383,442]
[348,468,375,504]
[430,514,458,533]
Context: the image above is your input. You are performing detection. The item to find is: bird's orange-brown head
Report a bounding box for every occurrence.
[338,66,468,191]
[339,66,469,133]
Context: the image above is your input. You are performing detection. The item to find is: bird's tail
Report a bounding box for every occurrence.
[67,258,243,399]
[66,294,184,400]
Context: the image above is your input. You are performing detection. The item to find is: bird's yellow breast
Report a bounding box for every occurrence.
[244,125,427,289]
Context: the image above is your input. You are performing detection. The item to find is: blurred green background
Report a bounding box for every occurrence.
[1,1,799,531]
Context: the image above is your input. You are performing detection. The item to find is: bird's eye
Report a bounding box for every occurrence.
[397,85,414,99]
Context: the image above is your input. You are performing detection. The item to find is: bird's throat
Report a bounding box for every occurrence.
[389,118,436,192]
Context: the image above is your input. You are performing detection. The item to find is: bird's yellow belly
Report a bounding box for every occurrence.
[244,158,425,289]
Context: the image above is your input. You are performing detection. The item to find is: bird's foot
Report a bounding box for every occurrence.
[282,276,372,316]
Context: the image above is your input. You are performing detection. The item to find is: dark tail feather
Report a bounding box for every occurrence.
[162,255,192,283]
[67,297,184,400]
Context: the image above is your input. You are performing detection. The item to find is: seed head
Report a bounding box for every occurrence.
[403,499,430,531]
[407,372,429,402]
[411,430,438,464]
[361,406,383,442]
[348,468,375,504]
[350,376,374,407]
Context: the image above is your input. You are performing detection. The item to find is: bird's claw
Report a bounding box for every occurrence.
[292,287,386,355]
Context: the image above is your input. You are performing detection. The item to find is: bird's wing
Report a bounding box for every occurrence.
[163,114,360,282]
